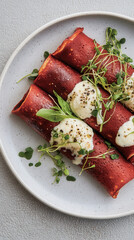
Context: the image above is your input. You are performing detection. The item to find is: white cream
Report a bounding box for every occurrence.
[115,116,134,147]
[122,73,134,112]
[50,118,94,165]
[67,81,103,124]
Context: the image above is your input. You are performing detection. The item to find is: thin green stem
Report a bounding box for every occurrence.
[16,73,32,83]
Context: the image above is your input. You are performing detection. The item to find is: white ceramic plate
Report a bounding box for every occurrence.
[0,12,134,219]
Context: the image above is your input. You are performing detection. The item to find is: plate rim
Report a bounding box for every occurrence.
[0,11,134,219]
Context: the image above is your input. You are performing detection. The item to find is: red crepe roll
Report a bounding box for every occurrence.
[35,54,81,99]
[34,55,134,163]
[53,28,134,113]
[12,84,134,198]
[34,54,81,98]
[53,27,134,83]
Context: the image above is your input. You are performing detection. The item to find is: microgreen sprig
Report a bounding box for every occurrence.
[19,147,33,160]
[17,69,39,83]
[37,142,75,183]
[103,27,126,56]
[17,50,50,84]
[79,148,115,175]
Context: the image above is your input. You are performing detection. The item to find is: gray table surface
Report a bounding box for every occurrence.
[0,0,134,239]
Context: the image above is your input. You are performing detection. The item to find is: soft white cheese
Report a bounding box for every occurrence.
[50,118,94,165]
[122,73,134,112]
[67,80,103,124]
[115,116,134,147]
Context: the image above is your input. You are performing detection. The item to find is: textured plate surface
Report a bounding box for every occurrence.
[0,12,134,219]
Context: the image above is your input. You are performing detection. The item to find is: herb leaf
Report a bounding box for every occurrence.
[66,176,76,182]
[18,147,33,160]
[120,38,126,44]
[36,108,71,122]
[78,149,86,155]
[35,162,42,167]
[104,140,112,149]
[36,91,78,122]
[53,91,73,115]
[82,75,88,81]
[64,168,69,176]
[25,151,33,160]
[110,154,119,160]
[44,51,49,59]
[25,147,33,152]
[29,163,33,167]
[91,109,98,117]
[19,152,25,157]
[28,69,39,80]
[64,134,69,140]
[17,69,38,83]
[121,54,133,63]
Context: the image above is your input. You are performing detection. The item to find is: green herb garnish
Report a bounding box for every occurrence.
[64,134,69,140]
[36,91,78,122]
[29,163,33,167]
[78,148,87,155]
[17,69,38,83]
[103,27,126,56]
[44,51,49,59]
[66,176,76,182]
[19,152,25,157]
[53,132,59,138]
[121,54,133,63]
[35,162,42,167]
[91,109,98,117]
[18,147,33,160]
[127,118,134,136]
[94,46,100,55]
[104,140,112,149]
[79,148,114,175]
[53,91,73,115]
[110,154,119,160]
[128,131,134,135]
[37,140,75,184]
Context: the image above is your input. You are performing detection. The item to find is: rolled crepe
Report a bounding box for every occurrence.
[12,84,134,198]
[53,28,134,112]
[53,27,134,83]
[34,54,81,98]
[34,55,134,163]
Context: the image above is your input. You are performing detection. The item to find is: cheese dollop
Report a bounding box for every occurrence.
[67,80,103,124]
[115,116,134,147]
[122,73,134,112]
[50,118,94,165]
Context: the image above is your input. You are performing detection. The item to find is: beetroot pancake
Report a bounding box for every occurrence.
[53,27,134,84]
[12,84,134,198]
